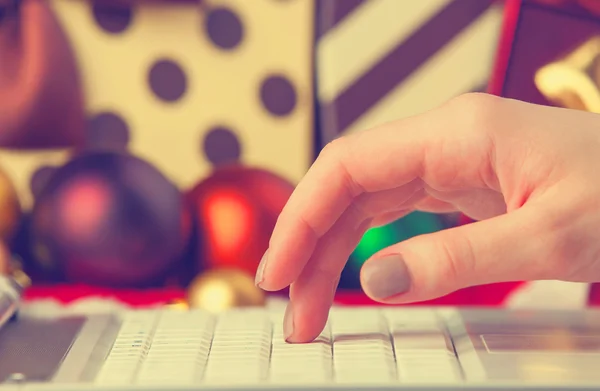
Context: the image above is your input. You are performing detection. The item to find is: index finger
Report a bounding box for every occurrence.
[258,93,500,292]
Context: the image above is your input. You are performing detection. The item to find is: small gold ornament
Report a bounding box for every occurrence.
[0,168,21,242]
[0,249,31,289]
[165,298,189,311]
[186,268,266,313]
[0,241,10,275]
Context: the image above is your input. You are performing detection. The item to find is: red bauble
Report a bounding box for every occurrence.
[186,165,295,276]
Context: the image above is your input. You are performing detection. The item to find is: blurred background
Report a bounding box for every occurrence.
[0,0,598,308]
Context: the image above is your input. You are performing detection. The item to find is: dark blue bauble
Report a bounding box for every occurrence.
[30,150,191,287]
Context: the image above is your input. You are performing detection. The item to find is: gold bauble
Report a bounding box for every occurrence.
[165,298,189,311]
[0,168,21,241]
[0,248,31,288]
[186,268,266,313]
[0,241,10,275]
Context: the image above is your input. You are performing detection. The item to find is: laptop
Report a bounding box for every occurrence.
[1,279,600,390]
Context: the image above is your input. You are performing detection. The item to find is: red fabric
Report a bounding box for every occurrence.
[24,284,187,305]
[23,282,526,307]
[335,283,526,306]
[587,283,600,306]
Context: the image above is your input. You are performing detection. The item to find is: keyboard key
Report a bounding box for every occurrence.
[133,310,214,385]
[398,358,462,383]
[95,312,160,385]
[390,314,463,384]
[393,332,454,353]
[205,310,271,384]
[331,310,397,383]
[335,369,397,384]
[330,308,388,335]
[269,321,333,384]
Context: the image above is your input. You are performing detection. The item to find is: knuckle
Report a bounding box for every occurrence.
[435,233,477,282]
[406,231,476,289]
[444,92,503,135]
[320,136,348,161]
[320,136,365,197]
[297,212,324,239]
[346,196,375,226]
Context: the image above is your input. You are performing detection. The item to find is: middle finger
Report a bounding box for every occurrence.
[284,181,427,342]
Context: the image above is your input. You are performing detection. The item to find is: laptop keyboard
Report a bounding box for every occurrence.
[94,308,463,386]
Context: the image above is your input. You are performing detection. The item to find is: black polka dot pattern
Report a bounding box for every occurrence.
[260,74,298,116]
[91,1,133,34]
[205,6,244,50]
[203,126,242,166]
[30,166,57,198]
[148,59,188,102]
[85,3,299,178]
[87,112,131,151]
[0,0,19,24]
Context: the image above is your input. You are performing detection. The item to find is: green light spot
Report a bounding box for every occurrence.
[353,224,397,262]
[350,212,445,269]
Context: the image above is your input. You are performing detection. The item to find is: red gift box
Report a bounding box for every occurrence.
[490,0,600,101]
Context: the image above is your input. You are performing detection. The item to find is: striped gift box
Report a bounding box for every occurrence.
[315,0,505,144]
[316,0,506,290]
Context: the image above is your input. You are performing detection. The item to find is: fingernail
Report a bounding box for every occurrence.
[283,302,295,342]
[362,254,411,299]
[255,250,268,287]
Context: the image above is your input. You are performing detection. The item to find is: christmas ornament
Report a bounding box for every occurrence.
[165,298,189,310]
[0,167,21,242]
[186,165,294,275]
[0,241,11,275]
[30,150,191,287]
[186,268,266,312]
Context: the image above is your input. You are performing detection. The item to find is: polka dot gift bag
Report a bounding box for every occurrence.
[47,0,314,197]
[0,0,315,213]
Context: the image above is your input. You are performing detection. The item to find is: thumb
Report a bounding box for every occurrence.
[359,206,553,304]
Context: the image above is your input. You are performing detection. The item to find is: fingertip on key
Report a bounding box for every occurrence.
[283,302,295,342]
[254,250,268,287]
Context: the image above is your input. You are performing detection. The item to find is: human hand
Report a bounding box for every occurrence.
[255,93,600,343]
